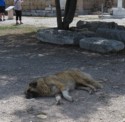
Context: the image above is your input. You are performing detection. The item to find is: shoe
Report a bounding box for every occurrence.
[3,19,5,21]
[16,22,19,25]
[20,22,23,24]
[0,19,2,21]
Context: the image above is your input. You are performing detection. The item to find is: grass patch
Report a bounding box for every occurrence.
[0,25,45,36]
[0,25,20,30]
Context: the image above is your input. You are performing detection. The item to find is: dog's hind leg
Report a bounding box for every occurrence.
[76,78,97,92]
[55,94,62,105]
[83,83,97,92]
[76,86,93,94]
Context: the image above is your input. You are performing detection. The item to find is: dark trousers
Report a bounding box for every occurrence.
[15,10,22,21]
[0,6,5,13]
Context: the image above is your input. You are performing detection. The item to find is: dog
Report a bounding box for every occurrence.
[25,69,103,104]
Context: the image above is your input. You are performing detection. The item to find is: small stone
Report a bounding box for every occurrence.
[112,85,119,89]
[121,118,125,122]
[2,101,7,104]
[37,113,47,119]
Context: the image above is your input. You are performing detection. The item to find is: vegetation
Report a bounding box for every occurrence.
[0,25,40,36]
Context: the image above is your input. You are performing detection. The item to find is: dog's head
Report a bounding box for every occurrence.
[25,78,52,99]
[25,81,40,99]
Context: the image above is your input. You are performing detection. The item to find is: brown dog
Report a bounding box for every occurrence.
[25,69,103,104]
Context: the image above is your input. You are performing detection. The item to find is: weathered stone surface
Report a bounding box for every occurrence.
[80,37,124,53]
[37,28,125,53]
[76,21,119,31]
[96,28,125,43]
[73,31,97,45]
[37,28,76,45]
[22,10,56,17]
[37,28,97,45]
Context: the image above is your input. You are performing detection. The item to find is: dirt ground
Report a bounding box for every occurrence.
[0,16,125,122]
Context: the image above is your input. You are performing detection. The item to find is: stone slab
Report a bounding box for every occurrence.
[76,20,119,32]
[112,7,125,18]
[80,37,124,53]
[37,28,97,45]
[5,6,14,11]
[37,28,76,45]
[96,28,125,43]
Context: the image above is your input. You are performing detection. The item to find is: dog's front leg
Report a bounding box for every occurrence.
[61,90,73,102]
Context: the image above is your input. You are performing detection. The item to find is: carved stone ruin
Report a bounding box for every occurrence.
[112,0,125,18]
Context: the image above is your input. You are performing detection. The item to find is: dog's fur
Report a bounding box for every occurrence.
[25,69,103,104]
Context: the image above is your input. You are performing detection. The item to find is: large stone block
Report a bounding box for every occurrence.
[112,8,125,18]
[96,28,125,43]
[73,31,97,45]
[77,21,118,31]
[80,37,124,53]
[37,28,97,45]
[37,28,76,45]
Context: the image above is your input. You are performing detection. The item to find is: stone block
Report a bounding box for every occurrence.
[112,7,125,18]
[37,28,76,45]
[52,7,56,11]
[38,12,46,16]
[80,37,124,53]
[22,12,31,16]
[45,12,56,17]
[76,21,118,31]
[96,28,125,43]
[45,7,52,11]
[73,31,97,45]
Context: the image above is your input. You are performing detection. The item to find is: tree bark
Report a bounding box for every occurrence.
[63,0,77,30]
[55,0,63,29]
[55,0,77,30]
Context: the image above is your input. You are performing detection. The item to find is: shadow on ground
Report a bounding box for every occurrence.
[0,31,125,122]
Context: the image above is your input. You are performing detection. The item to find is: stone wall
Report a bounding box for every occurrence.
[6,0,54,10]
[6,0,119,16]
[6,0,56,16]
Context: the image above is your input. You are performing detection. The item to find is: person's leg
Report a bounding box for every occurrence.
[15,10,19,24]
[0,13,2,21]
[2,13,5,20]
[2,6,5,21]
[19,10,23,24]
[0,7,2,21]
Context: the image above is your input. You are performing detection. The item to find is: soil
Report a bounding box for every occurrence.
[0,16,125,122]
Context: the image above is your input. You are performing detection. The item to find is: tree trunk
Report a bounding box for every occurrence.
[63,0,77,30]
[55,0,77,30]
[55,0,63,29]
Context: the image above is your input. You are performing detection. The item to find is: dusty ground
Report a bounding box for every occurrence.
[0,15,125,122]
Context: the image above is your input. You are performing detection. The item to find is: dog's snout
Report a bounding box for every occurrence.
[25,94,31,99]
[25,89,32,99]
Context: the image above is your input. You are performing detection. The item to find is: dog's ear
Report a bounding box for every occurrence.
[29,82,37,88]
